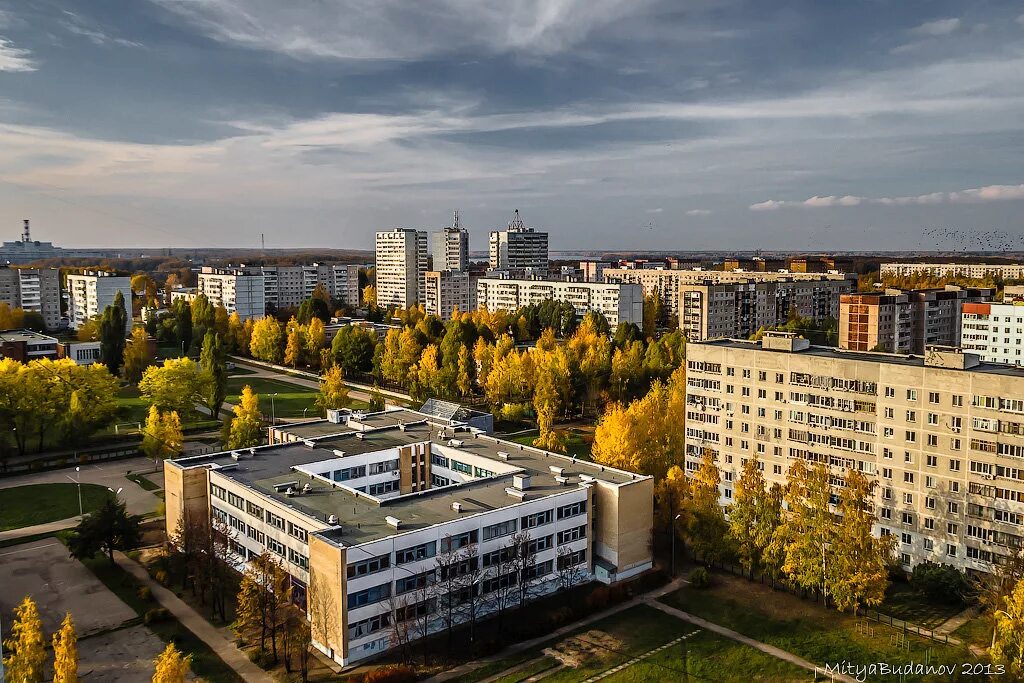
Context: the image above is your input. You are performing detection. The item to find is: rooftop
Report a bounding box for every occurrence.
[0,328,58,344]
[170,408,645,547]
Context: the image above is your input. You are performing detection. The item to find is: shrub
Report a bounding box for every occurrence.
[248,648,276,669]
[688,567,711,588]
[137,585,153,601]
[362,665,417,683]
[153,569,169,586]
[143,607,170,624]
[910,561,969,605]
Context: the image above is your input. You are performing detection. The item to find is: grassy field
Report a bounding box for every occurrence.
[880,581,967,629]
[452,604,807,683]
[226,376,319,418]
[0,483,112,531]
[660,573,979,682]
[508,427,593,460]
[953,614,993,649]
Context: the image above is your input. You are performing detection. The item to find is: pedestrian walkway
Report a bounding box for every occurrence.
[581,629,700,682]
[934,605,978,635]
[0,517,80,543]
[113,551,275,683]
[645,601,858,683]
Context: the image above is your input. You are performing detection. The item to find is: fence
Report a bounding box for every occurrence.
[0,443,147,477]
[700,556,957,647]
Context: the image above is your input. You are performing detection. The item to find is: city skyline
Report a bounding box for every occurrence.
[1,1,1023,250]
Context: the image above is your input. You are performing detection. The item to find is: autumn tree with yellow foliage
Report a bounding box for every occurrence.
[52,612,78,683]
[152,642,191,683]
[3,595,46,683]
[227,385,262,448]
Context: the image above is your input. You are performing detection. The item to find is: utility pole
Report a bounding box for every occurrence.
[681,637,688,683]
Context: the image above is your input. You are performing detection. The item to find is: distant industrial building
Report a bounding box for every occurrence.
[66,271,132,331]
[962,302,1024,366]
[488,210,548,276]
[375,229,428,309]
[476,278,643,326]
[839,286,994,354]
[197,267,266,321]
[880,262,1024,281]
[0,220,108,264]
[0,265,62,330]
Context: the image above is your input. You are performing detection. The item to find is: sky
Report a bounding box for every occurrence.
[1,1,1023,251]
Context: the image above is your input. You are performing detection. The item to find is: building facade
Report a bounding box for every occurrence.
[164,407,653,667]
[424,270,478,320]
[432,217,469,272]
[839,292,912,353]
[0,266,61,330]
[880,263,1024,280]
[0,219,108,264]
[1003,285,1024,303]
[579,261,610,283]
[65,271,132,331]
[488,210,548,276]
[678,278,852,342]
[476,278,643,326]
[685,332,1024,574]
[0,329,58,362]
[962,303,1024,367]
[604,268,855,323]
[197,267,266,321]
[375,229,428,309]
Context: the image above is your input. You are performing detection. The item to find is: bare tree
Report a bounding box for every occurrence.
[207,516,235,623]
[487,536,520,634]
[510,530,539,611]
[457,544,487,644]
[434,536,475,652]
[556,545,586,601]
[386,591,413,663]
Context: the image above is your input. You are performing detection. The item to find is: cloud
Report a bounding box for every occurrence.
[153,0,654,60]
[685,209,712,216]
[1017,14,1024,27]
[749,184,1024,210]
[646,207,663,213]
[59,10,142,48]
[0,37,35,72]
[910,18,961,37]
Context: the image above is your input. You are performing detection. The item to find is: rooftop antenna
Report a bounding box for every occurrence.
[453,209,461,230]
[22,219,30,243]
[509,208,524,230]
[261,232,265,252]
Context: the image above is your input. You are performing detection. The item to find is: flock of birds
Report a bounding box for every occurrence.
[916,227,1024,254]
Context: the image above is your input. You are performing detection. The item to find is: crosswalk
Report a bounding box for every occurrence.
[582,629,702,682]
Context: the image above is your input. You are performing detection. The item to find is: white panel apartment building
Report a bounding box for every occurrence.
[197,267,266,321]
[685,332,1024,574]
[0,266,61,329]
[605,268,855,323]
[66,271,132,331]
[476,278,644,326]
[488,211,548,276]
[962,302,1024,367]
[880,263,1024,280]
[375,229,428,309]
[425,270,478,320]
[165,407,653,667]
[432,224,469,272]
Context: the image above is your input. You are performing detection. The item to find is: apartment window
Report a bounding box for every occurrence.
[441,530,479,552]
[348,583,391,610]
[333,465,366,481]
[287,548,309,570]
[928,392,940,404]
[946,544,957,558]
[349,613,390,641]
[948,502,960,515]
[949,459,961,472]
[776,373,784,383]
[884,427,894,438]
[881,508,892,520]
[926,455,937,468]
[904,472,915,484]
[395,570,434,595]
[396,541,437,564]
[925,517,935,530]
[882,467,892,479]
[211,484,227,500]
[525,560,554,580]
[904,451,913,464]
[903,493,914,505]
[883,448,893,459]
[906,410,916,423]
[348,553,391,579]
[527,535,554,554]
[926,476,936,489]
[267,538,286,558]
[265,510,285,531]
[884,407,895,419]
[885,387,895,398]
[367,481,399,496]
[905,431,916,443]
[287,522,308,543]
[907,389,918,401]
[951,481,960,494]
[952,395,964,407]
[558,525,587,544]
[482,519,517,541]
[368,459,399,475]
[923,538,934,551]
[557,549,587,570]
[883,487,893,500]
[951,438,962,451]
[901,533,912,545]
[227,491,245,510]
[901,512,914,525]
[557,501,587,520]
[927,434,938,447]
[246,501,264,519]
[773,464,783,475]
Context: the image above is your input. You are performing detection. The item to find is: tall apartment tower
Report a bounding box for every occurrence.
[0,266,61,330]
[488,209,548,276]
[65,271,132,332]
[432,211,470,272]
[375,229,428,308]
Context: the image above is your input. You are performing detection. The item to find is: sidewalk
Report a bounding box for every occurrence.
[645,600,858,683]
[113,551,275,683]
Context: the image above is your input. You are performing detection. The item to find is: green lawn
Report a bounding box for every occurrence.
[226,375,369,419]
[509,428,593,460]
[953,615,993,649]
[660,573,978,682]
[453,604,806,683]
[0,483,112,531]
[879,581,967,629]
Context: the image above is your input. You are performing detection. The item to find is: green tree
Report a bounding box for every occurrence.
[141,405,183,461]
[199,331,228,418]
[139,357,205,421]
[227,385,262,448]
[122,326,154,384]
[688,449,730,563]
[52,612,78,683]
[728,454,783,576]
[770,460,835,599]
[173,297,192,355]
[3,595,46,683]
[99,290,128,375]
[67,497,142,566]
[250,316,284,363]
[315,365,351,415]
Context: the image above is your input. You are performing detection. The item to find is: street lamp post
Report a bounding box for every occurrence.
[65,466,83,518]
[671,513,681,577]
[271,393,278,426]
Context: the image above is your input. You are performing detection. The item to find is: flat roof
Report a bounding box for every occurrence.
[171,409,645,547]
[691,338,1024,378]
[0,329,57,343]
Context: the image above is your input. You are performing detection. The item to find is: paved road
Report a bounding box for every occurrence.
[115,551,275,683]
[0,456,165,543]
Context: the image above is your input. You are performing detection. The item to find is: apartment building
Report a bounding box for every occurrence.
[604,268,855,322]
[1003,285,1024,303]
[66,271,132,331]
[0,266,61,330]
[476,278,643,326]
[839,292,912,353]
[721,257,786,272]
[333,264,362,306]
[840,286,993,354]
[432,214,470,272]
[424,270,478,320]
[376,229,428,309]
[488,210,548,276]
[164,406,653,667]
[962,303,1024,367]
[579,261,610,283]
[880,262,1024,280]
[685,332,1024,574]
[197,267,266,321]
[678,278,851,342]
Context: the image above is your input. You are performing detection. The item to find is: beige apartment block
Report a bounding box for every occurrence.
[685,332,1024,575]
[165,405,653,667]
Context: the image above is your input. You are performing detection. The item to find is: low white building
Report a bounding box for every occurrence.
[476,278,643,326]
[961,302,1024,366]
